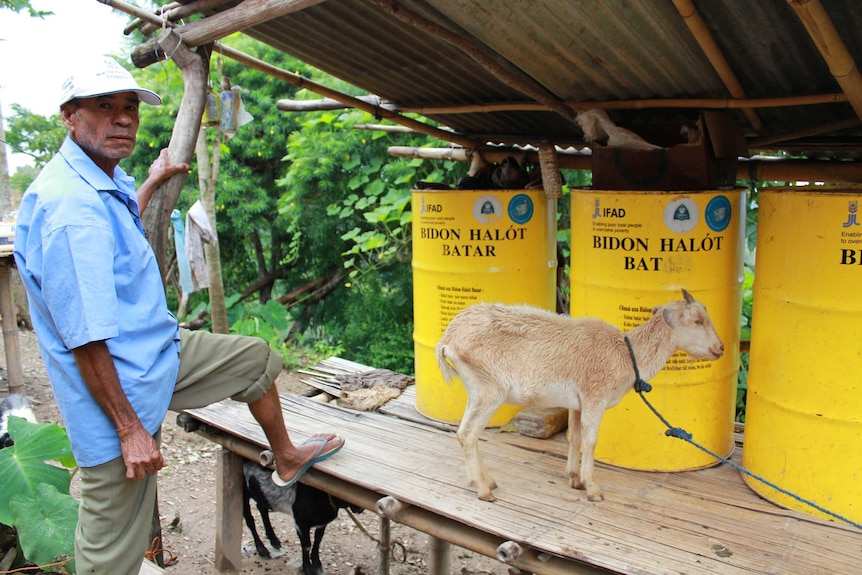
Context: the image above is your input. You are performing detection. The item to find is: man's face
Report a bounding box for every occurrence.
[62,92,140,174]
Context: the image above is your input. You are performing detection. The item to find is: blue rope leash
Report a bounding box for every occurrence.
[623,336,862,531]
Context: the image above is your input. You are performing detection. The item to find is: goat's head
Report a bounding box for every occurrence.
[658,289,724,360]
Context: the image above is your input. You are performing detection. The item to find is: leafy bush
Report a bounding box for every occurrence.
[335,269,414,374]
[0,417,78,573]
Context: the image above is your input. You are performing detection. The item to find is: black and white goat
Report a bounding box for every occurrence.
[242,460,364,575]
[0,394,37,448]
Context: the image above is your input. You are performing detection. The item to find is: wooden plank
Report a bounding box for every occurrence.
[185,358,862,575]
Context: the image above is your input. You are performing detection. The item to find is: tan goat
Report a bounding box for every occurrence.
[436,289,724,502]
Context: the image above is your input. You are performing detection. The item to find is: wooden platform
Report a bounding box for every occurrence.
[184,359,861,575]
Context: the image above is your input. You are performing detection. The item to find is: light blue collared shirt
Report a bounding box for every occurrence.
[14,137,181,467]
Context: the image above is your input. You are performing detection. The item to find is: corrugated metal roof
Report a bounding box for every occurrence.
[134,0,862,158]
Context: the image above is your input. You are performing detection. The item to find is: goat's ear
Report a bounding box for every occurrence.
[651,305,661,316]
[681,288,695,304]
[660,304,682,327]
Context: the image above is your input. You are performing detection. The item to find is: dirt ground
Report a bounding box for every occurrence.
[7,327,510,575]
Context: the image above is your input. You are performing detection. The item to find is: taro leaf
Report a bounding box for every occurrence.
[0,417,76,526]
[10,483,78,573]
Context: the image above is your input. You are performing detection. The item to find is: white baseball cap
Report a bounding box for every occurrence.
[59,57,162,108]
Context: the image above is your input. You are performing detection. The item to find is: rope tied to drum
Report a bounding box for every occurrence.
[623,336,862,531]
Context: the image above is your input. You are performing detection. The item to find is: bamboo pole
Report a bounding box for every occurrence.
[354,123,414,133]
[749,117,861,148]
[280,92,847,115]
[387,146,862,183]
[98,0,172,28]
[671,0,765,134]
[788,0,862,124]
[212,42,480,150]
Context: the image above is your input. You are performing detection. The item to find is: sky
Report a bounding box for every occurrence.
[0,0,129,170]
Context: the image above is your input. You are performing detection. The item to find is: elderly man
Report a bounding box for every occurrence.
[13,57,344,575]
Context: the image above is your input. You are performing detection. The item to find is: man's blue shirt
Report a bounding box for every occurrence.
[14,137,181,467]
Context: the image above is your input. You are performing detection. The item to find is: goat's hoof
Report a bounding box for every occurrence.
[586,492,604,502]
[478,491,497,502]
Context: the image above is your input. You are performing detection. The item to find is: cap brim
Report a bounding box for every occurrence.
[135,89,162,106]
[61,88,162,107]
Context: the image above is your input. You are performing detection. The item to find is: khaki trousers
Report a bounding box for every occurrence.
[74,329,283,575]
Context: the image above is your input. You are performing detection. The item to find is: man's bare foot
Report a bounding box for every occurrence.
[272,433,345,488]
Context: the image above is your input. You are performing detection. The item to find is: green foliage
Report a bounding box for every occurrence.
[0,417,76,526]
[229,297,296,354]
[0,0,50,16]
[4,104,66,168]
[335,268,414,374]
[0,417,78,573]
[11,483,78,573]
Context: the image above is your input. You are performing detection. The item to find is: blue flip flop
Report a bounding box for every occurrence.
[271,435,344,488]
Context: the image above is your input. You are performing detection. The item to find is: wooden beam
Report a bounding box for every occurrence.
[788,0,862,124]
[130,0,326,68]
[213,42,480,150]
[671,0,766,134]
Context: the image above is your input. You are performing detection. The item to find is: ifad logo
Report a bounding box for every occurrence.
[592,197,626,219]
[842,200,860,228]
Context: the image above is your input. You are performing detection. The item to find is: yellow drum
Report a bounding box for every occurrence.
[412,189,557,425]
[570,189,744,470]
[743,187,862,522]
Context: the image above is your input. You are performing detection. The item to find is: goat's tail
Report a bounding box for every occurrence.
[435,341,459,384]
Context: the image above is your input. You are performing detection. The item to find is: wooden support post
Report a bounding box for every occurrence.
[376,495,408,575]
[377,513,391,575]
[538,142,563,200]
[427,536,451,575]
[140,29,208,280]
[215,448,244,572]
[0,258,23,395]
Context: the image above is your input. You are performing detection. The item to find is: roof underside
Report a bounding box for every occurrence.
[143,0,862,159]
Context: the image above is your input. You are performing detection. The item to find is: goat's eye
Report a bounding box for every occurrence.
[695,320,704,325]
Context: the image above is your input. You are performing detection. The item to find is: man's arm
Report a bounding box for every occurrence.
[136,149,189,215]
[71,340,166,479]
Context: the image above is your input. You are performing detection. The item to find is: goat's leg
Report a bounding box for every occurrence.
[243,495,271,558]
[578,403,605,502]
[307,526,326,575]
[258,502,282,550]
[456,386,503,501]
[295,525,315,575]
[565,408,582,489]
